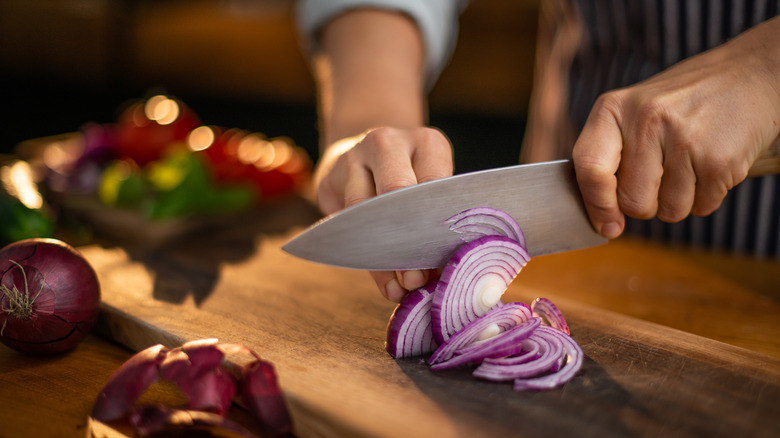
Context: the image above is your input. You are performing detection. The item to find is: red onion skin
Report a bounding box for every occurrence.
[93,340,294,435]
[92,344,169,422]
[182,367,237,415]
[159,340,236,415]
[129,405,256,438]
[240,358,293,436]
[0,238,101,355]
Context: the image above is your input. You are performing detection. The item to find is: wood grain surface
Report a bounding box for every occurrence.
[70,198,780,438]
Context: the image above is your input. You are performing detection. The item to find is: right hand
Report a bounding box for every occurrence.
[315,126,454,302]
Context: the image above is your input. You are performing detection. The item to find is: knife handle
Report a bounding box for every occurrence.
[748,135,780,177]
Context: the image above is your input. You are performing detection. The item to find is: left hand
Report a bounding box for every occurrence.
[313,127,454,302]
[572,16,780,239]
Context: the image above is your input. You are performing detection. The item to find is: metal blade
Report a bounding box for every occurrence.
[283,159,607,270]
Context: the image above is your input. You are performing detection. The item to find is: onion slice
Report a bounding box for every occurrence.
[514,325,583,391]
[447,207,526,249]
[428,302,532,365]
[431,235,530,344]
[472,326,565,381]
[430,317,541,370]
[531,297,570,334]
[382,206,584,392]
[385,281,438,358]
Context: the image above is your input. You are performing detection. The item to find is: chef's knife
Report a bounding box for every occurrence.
[283,159,607,270]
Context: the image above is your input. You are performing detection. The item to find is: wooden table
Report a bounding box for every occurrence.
[1,197,779,437]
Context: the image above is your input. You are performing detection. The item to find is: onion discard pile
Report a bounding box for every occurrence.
[91,338,293,437]
[386,207,583,391]
[0,238,100,355]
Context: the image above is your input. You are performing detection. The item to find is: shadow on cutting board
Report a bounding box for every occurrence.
[115,196,322,306]
[392,346,638,437]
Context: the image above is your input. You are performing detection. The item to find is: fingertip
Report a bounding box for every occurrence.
[400,269,427,291]
[384,278,406,303]
[600,221,623,239]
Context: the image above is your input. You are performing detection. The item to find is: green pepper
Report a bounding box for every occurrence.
[144,152,253,220]
[0,191,54,246]
[98,160,146,207]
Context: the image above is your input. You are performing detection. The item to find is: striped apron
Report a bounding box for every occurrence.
[522,0,780,258]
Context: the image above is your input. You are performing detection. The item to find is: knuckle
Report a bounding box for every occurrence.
[695,156,748,191]
[617,189,656,219]
[364,127,401,150]
[417,127,450,147]
[632,99,672,145]
[344,193,373,208]
[592,90,625,115]
[690,202,720,217]
[573,154,615,188]
[378,180,416,194]
[656,201,687,223]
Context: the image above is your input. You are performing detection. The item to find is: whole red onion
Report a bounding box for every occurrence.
[0,238,101,355]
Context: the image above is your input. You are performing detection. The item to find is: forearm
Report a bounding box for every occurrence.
[736,16,780,137]
[313,9,428,150]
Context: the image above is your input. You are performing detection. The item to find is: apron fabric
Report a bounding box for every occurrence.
[522,0,780,257]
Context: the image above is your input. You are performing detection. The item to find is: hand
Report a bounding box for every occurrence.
[572,17,780,239]
[315,126,454,301]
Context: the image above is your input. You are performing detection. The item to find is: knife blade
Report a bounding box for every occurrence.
[282,159,607,270]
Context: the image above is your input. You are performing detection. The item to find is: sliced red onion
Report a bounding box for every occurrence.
[428,302,532,364]
[512,325,583,391]
[91,344,169,422]
[486,338,543,366]
[431,235,530,343]
[430,317,541,370]
[531,297,570,335]
[447,207,526,249]
[385,281,439,358]
[472,327,565,381]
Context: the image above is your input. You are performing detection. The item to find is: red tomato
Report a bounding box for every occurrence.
[249,143,312,199]
[114,95,201,166]
[191,127,312,201]
[193,127,255,184]
[250,168,297,198]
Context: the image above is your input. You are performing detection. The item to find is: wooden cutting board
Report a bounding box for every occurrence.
[82,199,780,438]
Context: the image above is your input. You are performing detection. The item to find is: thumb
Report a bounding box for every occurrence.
[572,106,625,239]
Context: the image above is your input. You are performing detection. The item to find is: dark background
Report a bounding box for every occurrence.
[0,0,540,174]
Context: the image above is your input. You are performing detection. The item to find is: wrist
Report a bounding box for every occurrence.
[315,9,428,149]
[737,17,780,122]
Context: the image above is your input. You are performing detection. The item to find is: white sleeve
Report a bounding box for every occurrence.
[296,0,467,87]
